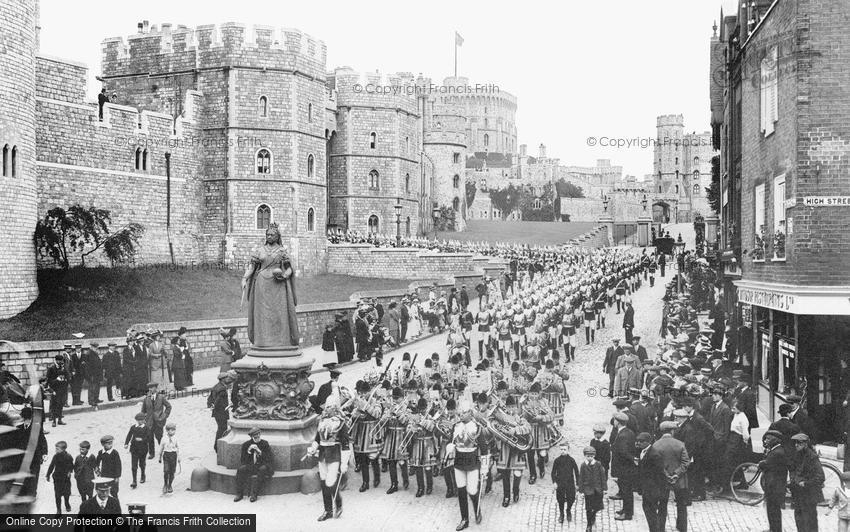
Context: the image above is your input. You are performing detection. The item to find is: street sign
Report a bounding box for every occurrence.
[802,196,850,207]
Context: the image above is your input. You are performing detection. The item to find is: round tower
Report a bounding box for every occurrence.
[0,0,39,318]
[424,89,468,230]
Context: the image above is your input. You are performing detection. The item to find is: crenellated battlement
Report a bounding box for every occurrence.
[656,114,684,127]
[330,67,419,115]
[102,22,327,79]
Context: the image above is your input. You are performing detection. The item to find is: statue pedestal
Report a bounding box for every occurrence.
[206,345,318,495]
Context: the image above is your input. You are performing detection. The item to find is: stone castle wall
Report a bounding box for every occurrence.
[0,0,39,318]
[326,244,479,279]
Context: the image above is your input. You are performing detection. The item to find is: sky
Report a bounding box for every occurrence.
[38,0,739,179]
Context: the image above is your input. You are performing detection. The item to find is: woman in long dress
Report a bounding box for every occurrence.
[242,223,300,349]
[406,298,422,340]
[170,340,188,391]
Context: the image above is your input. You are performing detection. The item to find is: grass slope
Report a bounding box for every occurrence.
[0,267,410,342]
[450,220,598,246]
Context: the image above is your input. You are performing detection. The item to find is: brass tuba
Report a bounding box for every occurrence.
[474,403,532,452]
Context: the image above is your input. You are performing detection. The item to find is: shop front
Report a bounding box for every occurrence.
[734,280,850,444]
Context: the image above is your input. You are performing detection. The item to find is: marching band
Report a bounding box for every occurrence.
[308,244,646,529]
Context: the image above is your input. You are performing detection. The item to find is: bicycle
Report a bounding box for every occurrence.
[730,456,845,506]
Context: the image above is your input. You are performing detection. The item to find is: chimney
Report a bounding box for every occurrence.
[137,22,144,34]
[538,143,546,159]
[143,20,150,33]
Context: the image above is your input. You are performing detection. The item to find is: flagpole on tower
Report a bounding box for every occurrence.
[454,31,464,77]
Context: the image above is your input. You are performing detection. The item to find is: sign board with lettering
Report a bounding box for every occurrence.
[738,287,797,312]
[803,196,850,207]
[784,198,796,209]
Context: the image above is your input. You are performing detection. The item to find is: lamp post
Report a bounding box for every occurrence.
[602,195,609,213]
[432,204,441,241]
[394,198,403,247]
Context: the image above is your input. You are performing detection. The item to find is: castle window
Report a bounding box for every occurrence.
[369,132,376,149]
[693,183,700,195]
[405,216,411,236]
[452,197,460,211]
[308,103,313,123]
[259,96,268,118]
[368,170,379,189]
[484,107,487,114]
[405,173,410,194]
[367,215,379,234]
[134,148,142,170]
[307,154,315,178]
[10,146,16,178]
[481,179,487,190]
[307,207,315,232]
[142,149,148,171]
[693,170,699,180]
[533,198,543,210]
[405,136,410,153]
[256,204,272,230]
[256,149,272,174]
[453,175,460,189]
[483,134,489,147]
[453,153,460,164]
[2,145,8,177]
[694,156,700,167]
[675,184,679,194]
[484,118,489,128]
[675,157,678,165]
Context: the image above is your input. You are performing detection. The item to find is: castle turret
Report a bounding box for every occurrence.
[0,0,39,317]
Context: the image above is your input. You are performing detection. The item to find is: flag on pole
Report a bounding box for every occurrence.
[455,32,464,47]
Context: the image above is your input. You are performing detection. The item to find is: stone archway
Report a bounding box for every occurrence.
[652,201,671,223]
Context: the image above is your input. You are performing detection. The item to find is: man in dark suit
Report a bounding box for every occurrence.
[787,395,817,443]
[313,366,342,415]
[611,412,636,521]
[759,430,789,532]
[653,421,689,532]
[707,385,733,491]
[769,403,801,467]
[103,342,122,402]
[673,405,712,501]
[709,356,733,382]
[631,390,657,435]
[85,343,104,407]
[632,336,648,363]
[637,432,667,532]
[141,383,172,451]
[602,339,624,397]
[234,427,274,502]
[459,285,470,312]
[731,370,759,429]
[78,478,121,515]
[207,372,233,452]
[69,344,85,405]
[622,303,635,344]
[789,433,824,532]
[46,355,71,427]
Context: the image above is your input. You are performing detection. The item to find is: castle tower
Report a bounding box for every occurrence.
[327,68,421,236]
[423,77,469,231]
[653,114,685,209]
[0,0,39,318]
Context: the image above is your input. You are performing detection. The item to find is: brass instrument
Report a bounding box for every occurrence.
[400,408,441,449]
[375,400,408,434]
[488,403,532,452]
[521,398,564,448]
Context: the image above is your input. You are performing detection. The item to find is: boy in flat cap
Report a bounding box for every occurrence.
[95,435,122,497]
[578,446,606,532]
[125,412,153,488]
[46,440,73,514]
[74,440,97,503]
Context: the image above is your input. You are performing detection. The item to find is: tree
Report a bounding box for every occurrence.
[707,155,720,214]
[35,205,145,270]
[465,181,477,207]
[520,183,557,221]
[434,205,456,231]
[554,178,585,199]
[489,184,522,220]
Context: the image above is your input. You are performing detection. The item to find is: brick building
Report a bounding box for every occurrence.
[713,0,850,440]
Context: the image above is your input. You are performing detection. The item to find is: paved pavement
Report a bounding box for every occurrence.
[32,263,837,531]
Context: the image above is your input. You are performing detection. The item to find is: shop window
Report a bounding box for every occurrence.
[777,338,796,394]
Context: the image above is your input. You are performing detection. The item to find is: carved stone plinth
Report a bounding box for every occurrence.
[205,345,319,495]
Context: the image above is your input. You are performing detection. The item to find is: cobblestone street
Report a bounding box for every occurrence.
[32,263,834,531]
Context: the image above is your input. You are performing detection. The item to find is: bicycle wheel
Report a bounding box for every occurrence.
[730,462,765,505]
[819,460,845,506]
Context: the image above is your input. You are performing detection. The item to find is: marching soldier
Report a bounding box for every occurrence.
[380,387,411,494]
[349,380,383,491]
[408,397,439,497]
[306,398,348,521]
[494,395,531,507]
[446,399,488,530]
